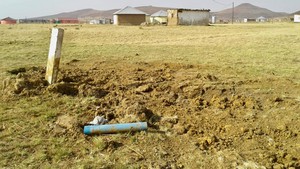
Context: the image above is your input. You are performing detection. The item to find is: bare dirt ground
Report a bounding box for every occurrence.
[1,60,300,168]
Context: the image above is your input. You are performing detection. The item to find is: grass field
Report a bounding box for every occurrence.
[0,23,300,168]
[1,23,299,79]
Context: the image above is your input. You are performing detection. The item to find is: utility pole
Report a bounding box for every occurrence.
[232,2,234,24]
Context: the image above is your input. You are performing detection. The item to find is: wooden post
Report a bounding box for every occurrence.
[45,28,64,84]
[232,2,235,24]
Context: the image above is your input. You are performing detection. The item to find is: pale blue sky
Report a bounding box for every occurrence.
[0,0,299,19]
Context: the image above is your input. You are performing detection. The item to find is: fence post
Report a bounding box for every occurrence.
[45,28,64,84]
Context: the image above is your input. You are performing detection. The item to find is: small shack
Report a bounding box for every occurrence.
[89,18,111,25]
[113,6,147,25]
[151,10,168,24]
[89,19,100,24]
[211,16,216,24]
[167,9,210,26]
[243,18,256,23]
[18,19,50,24]
[0,17,17,24]
[100,18,111,24]
[60,18,79,24]
[51,18,79,24]
[295,15,300,23]
[256,16,267,22]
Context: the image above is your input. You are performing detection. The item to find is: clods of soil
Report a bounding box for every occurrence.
[2,60,300,168]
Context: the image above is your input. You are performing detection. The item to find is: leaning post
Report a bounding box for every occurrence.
[45,28,64,84]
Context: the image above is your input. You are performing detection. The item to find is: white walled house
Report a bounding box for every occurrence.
[151,10,168,24]
[167,9,210,26]
[295,15,300,23]
[113,6,147,25]
[89,20,100,24]
[256,16,267,22]
[211,16,216,24]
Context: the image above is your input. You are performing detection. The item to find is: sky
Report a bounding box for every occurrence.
[0,0,299,19]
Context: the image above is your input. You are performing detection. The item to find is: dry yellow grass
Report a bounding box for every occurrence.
[0,23,299,80]
[0,23,300,168]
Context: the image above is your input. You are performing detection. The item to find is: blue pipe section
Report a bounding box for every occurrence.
[84,122,147,135]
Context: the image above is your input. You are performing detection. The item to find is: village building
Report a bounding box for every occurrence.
[150,10,168,24]
[294,15,300,23]
[243,18,256,23]
[18,19,50,24]
[0,17,17,24]
[89,18,111,24]
[256,16,267,22]
[100,18,111,24]
[89,19,100,24]
[113,6,147,25]
[145,14,151,23]
[211,16,217,24]
[167,9,210,26]
[51,18,79,24]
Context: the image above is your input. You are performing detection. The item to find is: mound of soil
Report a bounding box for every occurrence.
[2,60,299,168]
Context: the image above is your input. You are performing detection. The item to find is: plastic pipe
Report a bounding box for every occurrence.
[84,122,147,135]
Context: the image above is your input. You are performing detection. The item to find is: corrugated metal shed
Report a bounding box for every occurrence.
[167,9,210,26]
[114,6,147,15]
[151,10,167,17]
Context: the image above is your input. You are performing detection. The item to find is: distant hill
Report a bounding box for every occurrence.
[33,9,101,19]
[32,6,171,20]
[293,10,300,15]
[31,4,293,20]
[80,9,118,19]
[214,3,288,20]
[81,6,171,19]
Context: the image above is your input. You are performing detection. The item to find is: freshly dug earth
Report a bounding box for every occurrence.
[1,60,300,168]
